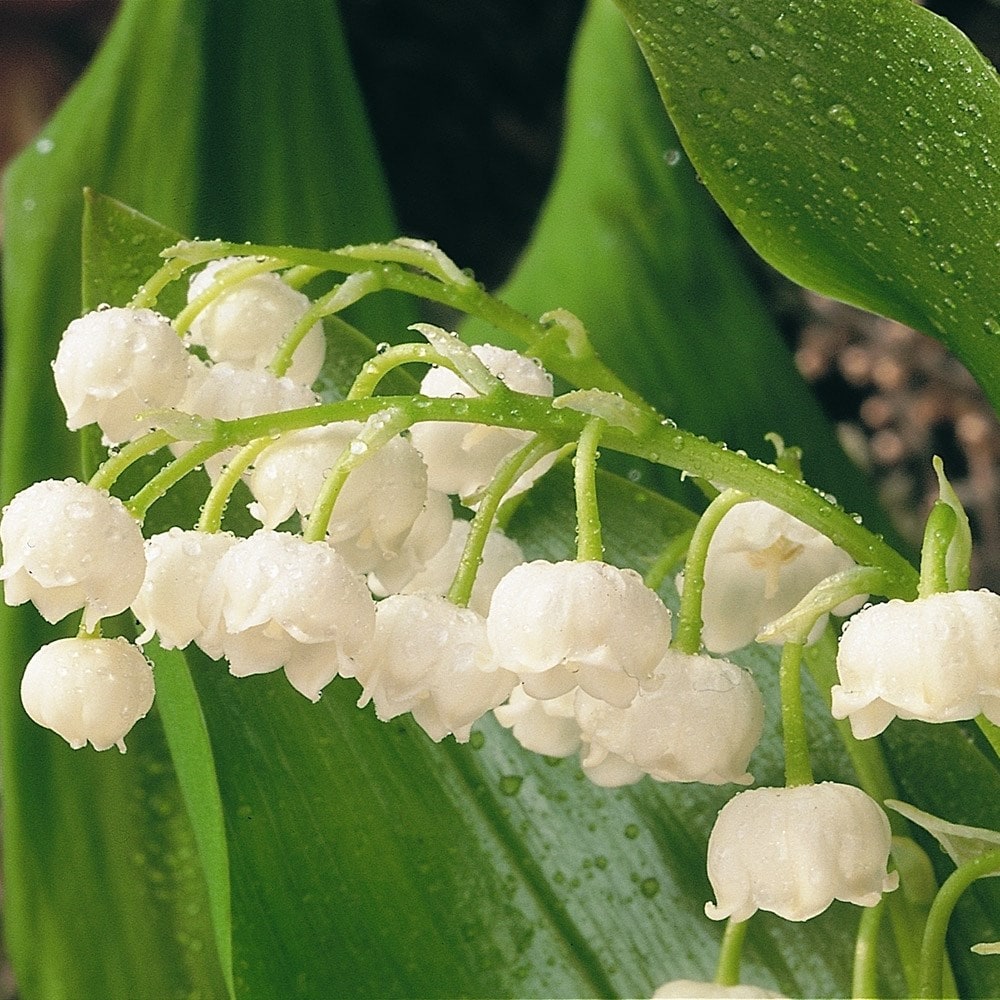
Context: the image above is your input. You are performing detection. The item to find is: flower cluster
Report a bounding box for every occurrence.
[6,240,994,998]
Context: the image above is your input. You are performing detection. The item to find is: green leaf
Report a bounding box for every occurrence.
[464,0,887,535]
[615,0,1000,415]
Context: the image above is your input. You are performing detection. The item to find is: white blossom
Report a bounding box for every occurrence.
[486,559,671,707]
[53,306,190,444]
[704,782,898,923]
[198,530,375,699]
[356,593,517,742]
[187,258,325,386]
[396,518,525,616]
[695,500,864,653]
[653,981,785,998]
[172,359,318,482]
[132,528,237,649]
[362,489,454,595]
[409,344,556,501]
[21,636,155,751]
[576,649,764,787]
[494,686,582,757]
[0,479,145,630]
[832,590,1000,738]
[248,423,428,571]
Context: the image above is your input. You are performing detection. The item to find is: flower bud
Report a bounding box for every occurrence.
[576,649,764,787]
[0,478,145,630]
[187,258,325,386]
[704,782,898,922]
[53,306,190,444]
[832,590,1000,738]
[695,500,863,653]
[486,559,671,707]
[357,594,516,742]
[21,637,155,751]
[409,344,556,501]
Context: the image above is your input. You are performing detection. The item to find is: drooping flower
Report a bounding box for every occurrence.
[248,423,429,571]
[0,478,146,630]
[695,500,864,653]
[494,686,582,758]
[832,590,1000,738]
[396,518,525,616]
[198,530,375,700]
[355,593,517,742]
[575,649,764,787]
[486,559,671,707]
[21,636,155,752]
[409,344,556,501]
[171,358,318,481]
[53,306,190,444]
[704,782,898,923]
[187,258,325,386]
[132,527,237,650]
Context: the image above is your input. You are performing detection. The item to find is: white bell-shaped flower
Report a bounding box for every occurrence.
[494,686,582,757]
[0,478,145,630]
[198,530,375,699]
[653,981,785,998]
[704,782,898,923]
[21,636,155,751]
[53,306,190,444]
[362,488,454,595]
[409,344,556,501]
[356,593,517,742]
[486,559,671,707]
[172,359,318,482]
[397,518,524,616]
[187,258,325,386]
[694,500,864,653]
[832,590,1000,738]
[132,528,237,650]
[576,649,764,787]
[248,424,428,571]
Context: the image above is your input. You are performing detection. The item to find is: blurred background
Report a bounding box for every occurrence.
[1,0,1000,994]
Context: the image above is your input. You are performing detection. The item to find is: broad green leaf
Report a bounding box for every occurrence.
[464,0,888,536]
[615,0,1000,415]
[0,0,409,995]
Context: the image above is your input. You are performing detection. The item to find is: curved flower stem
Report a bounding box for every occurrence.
[852,898,884,1000]
[574,418,606,563]
[347,343,446,400]
[446,435,557,608]
[643,525,695,593]
[302,407,411,543]
[129,255,194,309]
[714,917,749,988]
[671,488,748,655]
[779,641,813,788]
[919,849,1000,998]
[918,501,958,599]
[198,438,272,533]
[125,440,223,520]
[88,429,175,492]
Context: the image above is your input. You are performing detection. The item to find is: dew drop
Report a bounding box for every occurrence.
[826,104,857,128]
[749,43,766,59]
[639,877,661,899]
[499,775,523,796]
[983,317,1000,336]
[624,823,640,840]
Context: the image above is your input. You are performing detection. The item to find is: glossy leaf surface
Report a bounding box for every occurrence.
[615,0,1000,412]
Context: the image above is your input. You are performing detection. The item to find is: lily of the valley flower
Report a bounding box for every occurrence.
[696,500,864,653]
[0,478,146,630]
[832,590,1000,738]
[486,559,672,707]
[575,649,764,787]
[21,636,155,752]
[53,306,190,444]
[653,981,785,999]
[704,782,898,923]
[187,258,326,386]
